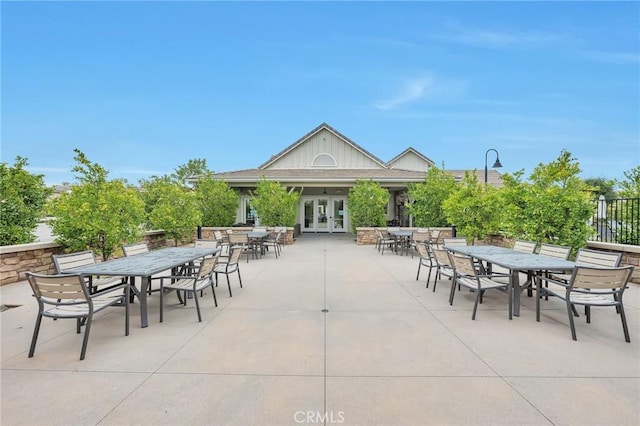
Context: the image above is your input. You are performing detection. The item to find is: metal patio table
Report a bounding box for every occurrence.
[389,230,413,256]
[67,247,219,328]
[445,245,576,318]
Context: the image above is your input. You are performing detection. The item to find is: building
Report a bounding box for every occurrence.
[207,123,501,233]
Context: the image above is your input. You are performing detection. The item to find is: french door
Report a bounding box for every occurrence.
[302,197,347,233]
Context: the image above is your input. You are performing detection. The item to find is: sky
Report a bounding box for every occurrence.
[2,1,639,186]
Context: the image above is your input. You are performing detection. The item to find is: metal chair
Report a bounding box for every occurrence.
[431,247,456,292]
[25,272,130,360]
[415,242,436,288]
[448,252,511,320]
[159,256,218,323]
[52,250,126,294]
[213,246,243,297]
[536,265,634,342]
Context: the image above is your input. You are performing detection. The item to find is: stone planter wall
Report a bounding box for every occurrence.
[356,227,453,246]
[199,227,295,246]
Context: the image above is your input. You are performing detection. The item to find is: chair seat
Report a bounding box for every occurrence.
[42,294,124,318]
[457,276,508,290]
[163,276,214,292]
[543,285,620,306]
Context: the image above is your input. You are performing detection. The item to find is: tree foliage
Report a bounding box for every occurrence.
[442,172,503,244]
[140,176,202,245]
[0,157,52,245]
[500,150,593,251]
[347,179,389,232]
[249,178,299,226]
[49,149,145,260]
[195,176,239,226]
[617,165,640,198]
[583,177,617,200]
[170,158,210,188]
[406,166,457,227]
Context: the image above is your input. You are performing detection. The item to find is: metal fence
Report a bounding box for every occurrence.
[591,197,639,245]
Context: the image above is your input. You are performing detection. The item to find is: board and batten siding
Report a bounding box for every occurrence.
[265,128,384,170]
[389,152,431,172]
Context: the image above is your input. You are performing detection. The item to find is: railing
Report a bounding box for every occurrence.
[591,197,639,245]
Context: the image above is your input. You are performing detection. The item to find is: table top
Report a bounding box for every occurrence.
[389,230,413,237]
[246,231,269,238]
[446,245,576,271]
[67,247,219,277]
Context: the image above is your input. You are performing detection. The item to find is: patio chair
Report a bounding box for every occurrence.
[52,250,127,295]
[159,256,218,323]
[538,243,572,260]
[229,232,251,263]
[443,237,467,247]
[214,246,243,297]
[448,252,511,320]
[431,247,456,292]
[263,229,283,258]
[430,229,442,249]
[550,248,622,283]
[512,240,537,253]
[536,265,634,342]
[410,230,431,258]
[377,230,398,255]
[25,272,130,360]
[415,242,436,288]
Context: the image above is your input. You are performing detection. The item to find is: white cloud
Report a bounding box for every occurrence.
[374,73,466,111]
[430,20,560,48]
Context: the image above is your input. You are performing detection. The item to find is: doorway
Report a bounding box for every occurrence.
[302,197,347,233]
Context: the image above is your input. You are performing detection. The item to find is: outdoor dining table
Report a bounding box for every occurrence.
[389,230,413,256]
[245,231,269,258]
[444,245,576,319]
[66,246,219,328]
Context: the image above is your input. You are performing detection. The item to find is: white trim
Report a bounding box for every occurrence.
[311,153,337,167]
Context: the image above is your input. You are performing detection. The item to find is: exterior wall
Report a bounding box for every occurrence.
[266,129,384,169]
[389,153,430,172]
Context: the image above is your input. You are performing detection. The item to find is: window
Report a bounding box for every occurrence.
[312,153,337,167]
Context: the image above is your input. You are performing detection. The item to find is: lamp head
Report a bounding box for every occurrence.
[492,158,503,168]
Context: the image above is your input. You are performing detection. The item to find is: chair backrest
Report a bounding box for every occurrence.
[219,242,231,257]
[443,237,467,247]
[538,243,571,260]
[432,248,453,268]
[415,243,431,259]
[512,240,537,254]
[52,250,96,274]
[229,233,248,245]
[227,246,243,264]
[387,226,400,232]
[197,256,219,279]
[122,243,149,257]
[417,228,430,233]
[26,272,89,304]
[412,231,431,243]
[213,230,223,241]
[575,248,622,268]
[448,252,477,278]
[430,229,441,246]
[194,239,218,249]
[569,265,633,291]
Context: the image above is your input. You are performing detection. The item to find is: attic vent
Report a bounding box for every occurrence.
[312,153,337,167]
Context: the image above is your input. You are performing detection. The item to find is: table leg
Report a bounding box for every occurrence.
[511,270,520,318]
[139,276,149,328]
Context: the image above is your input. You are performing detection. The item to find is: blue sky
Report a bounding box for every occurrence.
[2,1,639,186]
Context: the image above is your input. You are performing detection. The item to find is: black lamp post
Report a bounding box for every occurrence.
[484,148,503,183]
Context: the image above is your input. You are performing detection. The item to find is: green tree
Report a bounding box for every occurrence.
[347,179,389,232]
[406,166,458,227]
[140,177,202,245]
[583,177,617,199]
[442,172,503,244]
[0,157,53,245]
[249,178,299,226]
[195,176,239,226]
[501,150,594,251]
[617,165,640,198]
[171,158,210,188]
[49,149,145,260]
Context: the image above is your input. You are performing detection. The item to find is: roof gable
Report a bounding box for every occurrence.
[259,123,388,170]
[387,147,435,172]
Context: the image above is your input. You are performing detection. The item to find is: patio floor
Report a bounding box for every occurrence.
[1,234,639,426]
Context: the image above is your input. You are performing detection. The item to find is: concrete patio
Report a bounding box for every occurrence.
[1,234,639,426]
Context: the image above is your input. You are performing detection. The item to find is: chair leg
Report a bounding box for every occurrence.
[566,298,577,341]
[210,282,217,307]
[237,270,243,288]
[472,289,481,320]
[585,306,591,324]
[618,303,631,342]
[226,274,232,297]
[80,315,92,360]
[160,285,165,322]
[416,263,421,281]
[194,288,202,322]
[28,314,43,358]
[124,286,130,336]
[426,266,433,289]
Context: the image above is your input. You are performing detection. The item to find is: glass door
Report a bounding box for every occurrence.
[317,198,329,232]
[331,198,346,232]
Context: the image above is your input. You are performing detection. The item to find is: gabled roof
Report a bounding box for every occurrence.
[387,147,435,167]
[259,122,388,169]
